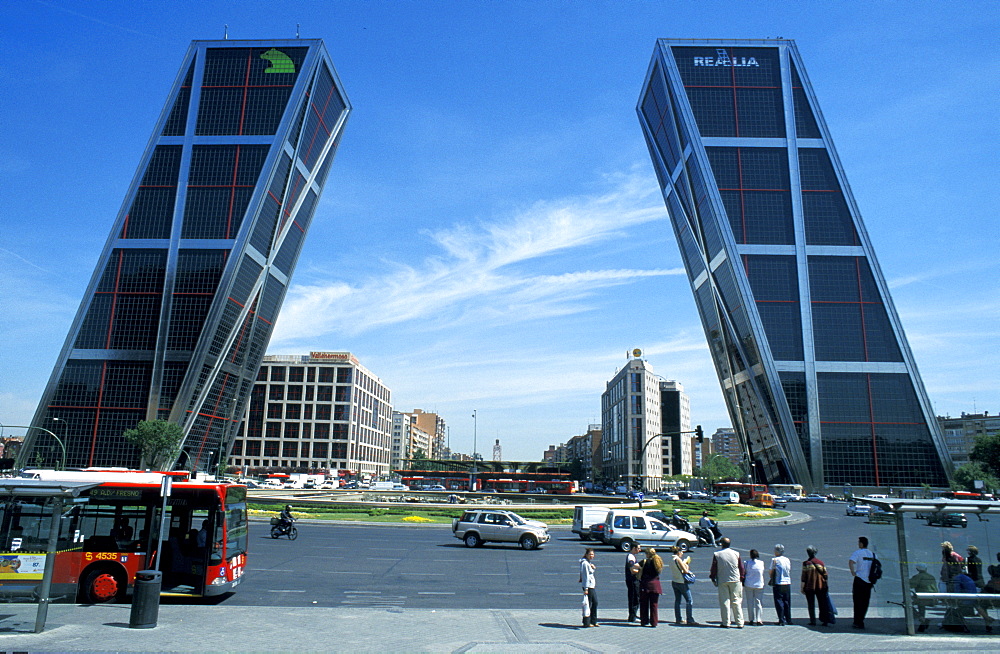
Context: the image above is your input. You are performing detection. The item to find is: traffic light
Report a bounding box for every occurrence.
[632,478,642,490]
[695,425,704,443]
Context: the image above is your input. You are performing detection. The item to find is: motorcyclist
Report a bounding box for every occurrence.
[698,510,718,546]
[669,508,690,532]
[279,504,295,530]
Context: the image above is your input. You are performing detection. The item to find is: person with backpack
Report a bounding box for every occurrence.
[848,536,876,629]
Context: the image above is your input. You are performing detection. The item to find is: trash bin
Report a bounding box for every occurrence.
[129,569,161,629]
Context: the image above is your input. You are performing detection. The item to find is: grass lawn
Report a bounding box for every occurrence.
[250,500,788,525]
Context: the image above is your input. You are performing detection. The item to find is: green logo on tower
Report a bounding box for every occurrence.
[260,49,295,74]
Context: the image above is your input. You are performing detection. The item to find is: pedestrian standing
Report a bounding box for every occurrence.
[579,548,598,627]
[966,545,984,589]
[625,543,641,623]
[710,537,745,628]
[770,544,792,625]
[743,549,765,626]
[669,545,696,625]
[801,545,832,626]
[639,547,664,627]
[940,541,966,591]
[848,536,874,629]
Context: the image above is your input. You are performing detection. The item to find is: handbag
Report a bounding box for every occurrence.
[582,593,591,618]
[675,558,696,584]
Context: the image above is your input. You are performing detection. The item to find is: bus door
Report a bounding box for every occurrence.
[160,501,211,594]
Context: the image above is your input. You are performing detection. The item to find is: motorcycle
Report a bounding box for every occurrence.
[695,523,722,547]
[270,516,298,540]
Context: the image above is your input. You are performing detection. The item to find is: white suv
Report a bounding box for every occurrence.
[602,509,698,552]
[452,509,550,550]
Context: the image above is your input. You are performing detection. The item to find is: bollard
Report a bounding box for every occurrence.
[129,570,162,629]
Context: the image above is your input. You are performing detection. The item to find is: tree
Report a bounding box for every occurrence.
[952,461,1000,495]
[970,432,1000,478]
[695,454,743,485]
[123,420,184,470]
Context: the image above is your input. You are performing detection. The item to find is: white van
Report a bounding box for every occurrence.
[711,491,740,504]
[572,506,611,540]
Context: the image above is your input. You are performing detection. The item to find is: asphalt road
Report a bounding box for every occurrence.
[223,502,999,612]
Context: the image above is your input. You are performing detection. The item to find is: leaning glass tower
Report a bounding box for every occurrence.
[22,39,351,472]
[637,39,950,489]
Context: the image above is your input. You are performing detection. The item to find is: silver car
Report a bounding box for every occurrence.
[452,509,550,550]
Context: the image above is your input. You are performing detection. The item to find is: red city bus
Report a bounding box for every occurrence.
[528,480,578,495]
[711,482,769,503]
[2,469,247,603]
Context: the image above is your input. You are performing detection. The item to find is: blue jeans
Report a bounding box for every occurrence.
[672,581,694,623]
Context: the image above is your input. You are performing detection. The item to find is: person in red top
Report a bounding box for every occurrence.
[940,541,966,592]
[801,545,833,626]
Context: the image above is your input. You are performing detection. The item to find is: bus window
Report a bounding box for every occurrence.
[225,503,248,558]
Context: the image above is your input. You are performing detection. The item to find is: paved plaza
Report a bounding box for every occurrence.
[0,603,997,652]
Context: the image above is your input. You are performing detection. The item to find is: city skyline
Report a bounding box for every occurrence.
[3,2,997,462]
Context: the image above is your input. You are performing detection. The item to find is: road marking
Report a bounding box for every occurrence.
[475,573,509,576]
[401,572,445,576]
[418,591,456,595]
[344,591,381,594]
[488,592,525,596]
[323,571,372,574]
[249,568,295,572]
[559,592,582,596]
[267,589,307,593]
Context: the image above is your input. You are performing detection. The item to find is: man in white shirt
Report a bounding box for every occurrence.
[848,536,874,629]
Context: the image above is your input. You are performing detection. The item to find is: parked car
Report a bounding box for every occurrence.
[426,485,447,491]
[452,509,550,550]
[658,492,680,501]
[711,491,740,505]
[776,493,799,504]
[846,503,872,516]
[602,509,698,552]
[803,494,828,503]
[925,512,967,528]
[587,522,606,541]
[676,490,693,500]
[690,491,710,500]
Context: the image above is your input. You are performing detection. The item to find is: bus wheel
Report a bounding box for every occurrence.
[81,568,123,603]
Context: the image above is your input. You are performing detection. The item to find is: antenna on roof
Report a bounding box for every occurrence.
[296,24,300,39]
[224,24,229,40]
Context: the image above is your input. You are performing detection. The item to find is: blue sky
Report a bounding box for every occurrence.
[2,1,998,461]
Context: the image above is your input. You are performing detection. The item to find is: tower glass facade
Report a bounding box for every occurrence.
[23,40,351,473]
[637,39,950,489]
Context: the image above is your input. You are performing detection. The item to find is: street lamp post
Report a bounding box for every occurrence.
[4,423,67,470]
[471,410,478,491]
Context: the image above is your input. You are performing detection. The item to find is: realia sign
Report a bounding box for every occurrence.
[694,48,759,67]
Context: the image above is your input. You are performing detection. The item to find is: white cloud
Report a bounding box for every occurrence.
[271,171,679,344]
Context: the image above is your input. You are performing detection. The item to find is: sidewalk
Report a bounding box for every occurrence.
[1,604,996,652]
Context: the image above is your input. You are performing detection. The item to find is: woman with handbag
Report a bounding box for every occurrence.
[639,547,664,627]
[669,545,697,625]
[579,548,598,627]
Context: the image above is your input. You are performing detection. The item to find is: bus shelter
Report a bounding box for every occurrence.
[0,479,101,632]
[865,496,1000,635]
